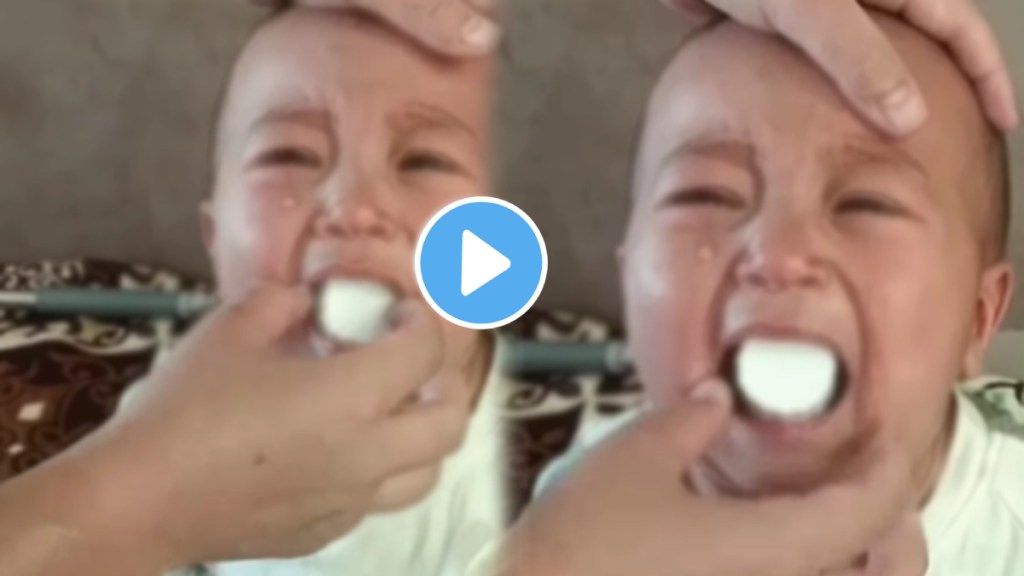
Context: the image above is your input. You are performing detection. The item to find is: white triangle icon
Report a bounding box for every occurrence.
[461,230,511,296]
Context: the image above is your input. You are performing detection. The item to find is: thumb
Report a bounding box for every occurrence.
[229,284,315,346]
[339,0,500,55]
[760,0,927,135]
[609,378,733,475]
[318,299,445,415]
[860,513,928,576]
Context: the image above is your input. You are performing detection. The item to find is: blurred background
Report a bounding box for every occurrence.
[0,0,1021,327]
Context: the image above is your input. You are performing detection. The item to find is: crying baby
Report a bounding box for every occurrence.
[159,6,506,576]
[547,13,1024,576]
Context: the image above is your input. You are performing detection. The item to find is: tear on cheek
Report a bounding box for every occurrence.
[280,194,298,209]
[697,243,716,262]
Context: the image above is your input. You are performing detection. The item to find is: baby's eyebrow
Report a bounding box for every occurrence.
[835,139,928,180]
[654,138,757,183]
[662,139,755,167]
[245,107,333,138]
[388,102,479,143]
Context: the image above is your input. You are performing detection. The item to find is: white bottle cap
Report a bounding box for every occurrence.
[318,279,396,345]
[735,338,839,420]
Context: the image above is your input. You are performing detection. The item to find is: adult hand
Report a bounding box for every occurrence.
[502,379,923,576]
[79,285,468,568]
[827,514,928,575]
[251,0,501,56]
[662,0,1019,135]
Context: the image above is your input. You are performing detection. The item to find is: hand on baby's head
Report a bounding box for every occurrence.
[249,0,501,56]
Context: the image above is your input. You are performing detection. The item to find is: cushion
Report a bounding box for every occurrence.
[0,259,206,479]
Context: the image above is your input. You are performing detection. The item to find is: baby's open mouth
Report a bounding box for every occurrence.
[719,337,850,423]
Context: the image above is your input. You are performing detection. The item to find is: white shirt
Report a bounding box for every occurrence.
[538,378,1024,576]
[161,339,510,576]
[922,382,1024,575]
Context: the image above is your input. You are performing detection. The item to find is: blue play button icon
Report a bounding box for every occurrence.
[415,197,548,329]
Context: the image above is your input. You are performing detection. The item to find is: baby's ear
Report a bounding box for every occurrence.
[963,262,1014,377]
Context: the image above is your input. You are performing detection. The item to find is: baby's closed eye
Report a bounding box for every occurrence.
[399,150,462,174]
[663,186,747,210]
[252,146,324,170]
[835,193,907,216]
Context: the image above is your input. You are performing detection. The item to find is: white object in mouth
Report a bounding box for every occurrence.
[735,338,839,420]
[318,279,397,345]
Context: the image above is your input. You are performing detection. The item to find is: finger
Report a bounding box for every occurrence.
[822,515,927,575]
[863,0,1018,131]
[320,300,448,417]
[720,438,913,576]
[356,387,470,479]
[286,510,369,558]
[973,67,1020,133]
[759,0,927,135]
[466,0,500,17]
[327,0,501,55]
[601,378,732,476]
[863,514,928,576]
[369,465,443,511]
[227,284,315,346]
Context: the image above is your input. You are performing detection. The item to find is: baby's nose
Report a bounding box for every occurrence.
[735,215,830,291]
[315,181,397,240]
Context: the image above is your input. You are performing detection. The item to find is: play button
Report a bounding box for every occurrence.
[461,230,511,296]
[416,197,548,330]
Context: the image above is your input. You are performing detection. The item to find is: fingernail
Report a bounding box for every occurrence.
[461,16,501,50]
[881,84,927,135]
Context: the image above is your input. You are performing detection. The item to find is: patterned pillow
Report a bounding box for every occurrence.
[501,310,644,517]
[0,259,207,480]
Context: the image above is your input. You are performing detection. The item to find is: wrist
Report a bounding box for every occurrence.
[0,440,167,576]
[499,521,573,576]
[48,419,182,573]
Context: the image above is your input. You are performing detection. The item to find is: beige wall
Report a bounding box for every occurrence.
[989,331,1024,378]
[0,0,257,279]
[0,0,1022,329]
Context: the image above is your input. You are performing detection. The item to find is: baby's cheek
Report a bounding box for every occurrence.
[625,227,724,399]
[849,253,968,442]
[215,190,309,296]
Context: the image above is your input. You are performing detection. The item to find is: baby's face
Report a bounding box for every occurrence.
[622,20,1012,494]
[206,9,491,356]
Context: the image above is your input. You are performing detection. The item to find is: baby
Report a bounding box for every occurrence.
[549,13,1023,575]
[171,6,505,576]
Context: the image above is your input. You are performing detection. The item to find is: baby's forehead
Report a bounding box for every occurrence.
[640,17,989,186]
[215,8,490,158]
[225,10,437,112]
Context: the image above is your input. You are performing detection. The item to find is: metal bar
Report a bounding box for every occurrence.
[1,289,635,374]
[20,289,217,319]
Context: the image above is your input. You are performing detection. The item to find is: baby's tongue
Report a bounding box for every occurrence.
[734,338,839,421]
[317,279,396,346]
